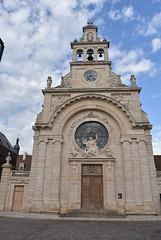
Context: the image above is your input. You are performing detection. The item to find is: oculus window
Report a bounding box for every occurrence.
[75,121,108,150]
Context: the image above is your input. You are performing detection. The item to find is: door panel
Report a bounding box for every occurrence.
[12,186,24,212]
[81,165,103,209]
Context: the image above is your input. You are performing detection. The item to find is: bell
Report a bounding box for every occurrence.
[87,53,93,61]
[78,52,82,58]
[98,50,103,57]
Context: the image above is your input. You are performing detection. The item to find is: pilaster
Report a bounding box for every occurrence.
[33,139,48,209]
[49,137,63,211]
[121,137,135,211]
[0,160,12,211]
[105,160,116,210]
[131,139,143,206]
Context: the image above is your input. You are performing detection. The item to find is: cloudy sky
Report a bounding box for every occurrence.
[0,0,161,155]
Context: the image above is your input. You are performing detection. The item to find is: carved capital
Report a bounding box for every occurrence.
[120,138,132,144]
[52,138,63,144]
[38,138,48,144]
[136,138,147,144]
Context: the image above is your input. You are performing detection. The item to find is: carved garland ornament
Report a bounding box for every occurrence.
[68,112,116,140]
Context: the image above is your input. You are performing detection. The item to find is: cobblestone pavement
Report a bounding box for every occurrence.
[0,217,161,240]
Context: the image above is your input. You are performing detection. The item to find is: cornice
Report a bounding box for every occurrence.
[71,41,110,48]
[70,61,111,66]
[42,87,142,94]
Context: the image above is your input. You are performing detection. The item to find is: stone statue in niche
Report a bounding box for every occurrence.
[82,136,99,157]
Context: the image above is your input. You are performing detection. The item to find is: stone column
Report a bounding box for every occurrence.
[72,48,77,62]
[33,139,48,209]
[121,138,135,211]
[131,139,143,206]
[105,160,116,210]
[83,48,87,62]
[0,153,12,211]
[104,47,109,61]
[94,47,97,61]
[49,137,63,211]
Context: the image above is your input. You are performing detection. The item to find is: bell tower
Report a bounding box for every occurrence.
[70,21,112,88]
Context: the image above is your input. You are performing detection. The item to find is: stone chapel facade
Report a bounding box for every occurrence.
[0,22,160,215]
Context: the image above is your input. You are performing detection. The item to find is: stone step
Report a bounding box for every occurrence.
[61,209,126,218]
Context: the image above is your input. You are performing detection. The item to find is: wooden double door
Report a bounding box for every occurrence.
[81,164,103,209]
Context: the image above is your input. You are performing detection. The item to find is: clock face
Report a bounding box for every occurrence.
[84,70,97,82]
[75,121,109,150]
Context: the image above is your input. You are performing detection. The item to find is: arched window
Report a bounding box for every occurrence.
[87,49,94,61]
[97,49,104,61]
[76,49,83,61]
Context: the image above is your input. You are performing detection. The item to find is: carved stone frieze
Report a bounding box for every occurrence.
[112,94,132,110]
[110,70,122,87]
[61,72,72,88]
[68,112,116,140]
[71,148,79,157]
[80,31,100,42]
[105,147,113,158]
[51,96,69,113]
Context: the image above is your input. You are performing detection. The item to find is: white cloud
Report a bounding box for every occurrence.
[138,12,161,36]
[109,46,154,83]
[109,6,134,22]
[152,38,161,52]
[0,0,106,154]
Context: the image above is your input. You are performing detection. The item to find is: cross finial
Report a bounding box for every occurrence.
[87,20,92,25]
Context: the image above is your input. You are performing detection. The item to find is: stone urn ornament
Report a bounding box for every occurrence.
[130,75,136,86]
[5,152,11,165]
[47,76,52,88]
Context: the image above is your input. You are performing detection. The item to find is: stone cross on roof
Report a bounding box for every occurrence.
[87,20,92,25]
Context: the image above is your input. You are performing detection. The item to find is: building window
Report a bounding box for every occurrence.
[19,163,25,170]
[75,121,109,150]
[76,49,83,61]
[97,49,104,61]
[87,49,94,61]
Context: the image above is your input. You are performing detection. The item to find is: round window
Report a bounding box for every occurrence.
[75,121,108,150]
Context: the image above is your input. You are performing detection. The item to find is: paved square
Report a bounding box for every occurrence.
[0,217,161,240]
